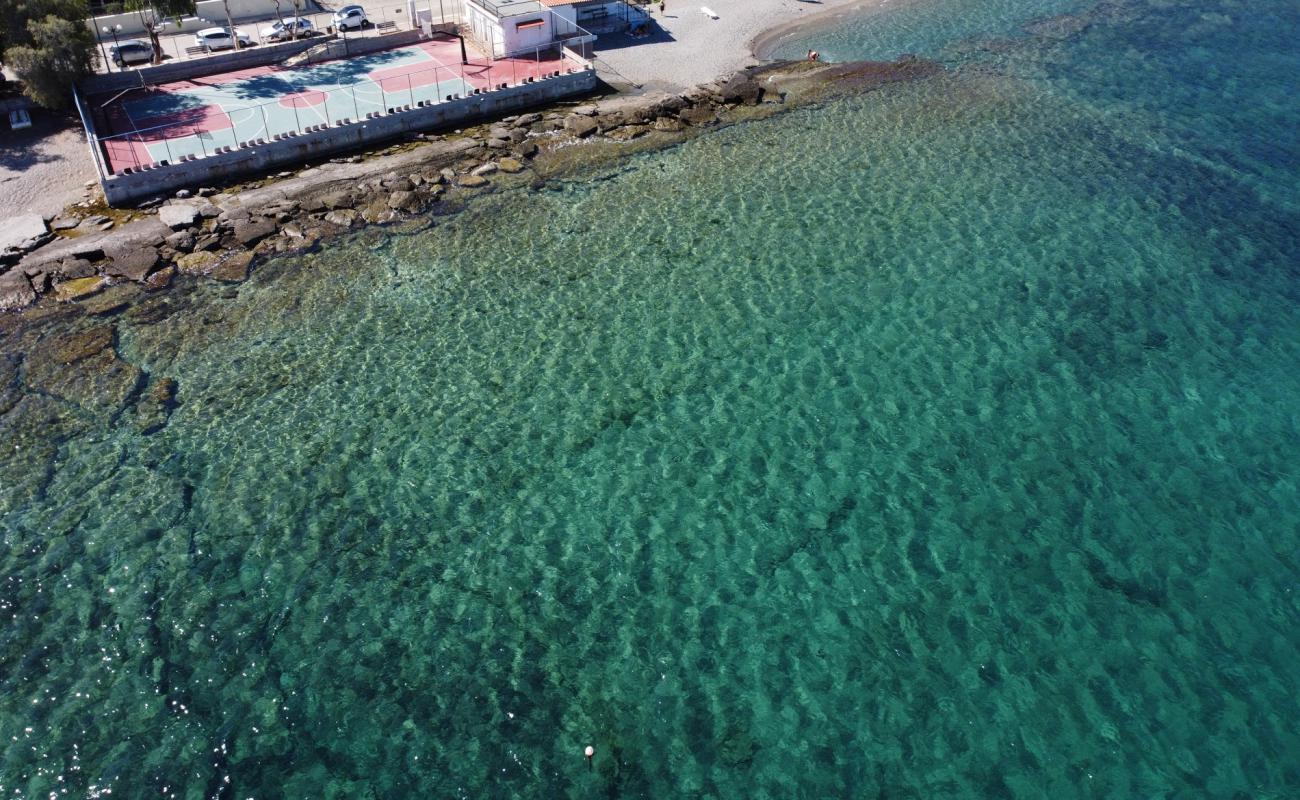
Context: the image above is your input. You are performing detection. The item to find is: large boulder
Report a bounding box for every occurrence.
[719,75,763,105]
[232,219,277,246]
[0,270,36,311]
[387,190,420,211]
[212,251,253,283]
[0,214,49,255]
[323,210,357,227]
[158,203,199,230]
[104,246,160,282]
[565,115,599,138]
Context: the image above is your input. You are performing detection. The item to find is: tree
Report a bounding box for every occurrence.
[6,14,95,108]
[0,0,91,59]
[124,0,195,65]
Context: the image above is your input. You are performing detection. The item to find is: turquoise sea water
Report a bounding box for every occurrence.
[3,0,1299,795]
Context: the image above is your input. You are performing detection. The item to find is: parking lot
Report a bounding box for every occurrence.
[92,1,452,73]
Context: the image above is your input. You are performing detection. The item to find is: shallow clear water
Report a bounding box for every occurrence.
[3,0,1299,796]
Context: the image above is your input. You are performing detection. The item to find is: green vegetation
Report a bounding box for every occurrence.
[0,0,96,109]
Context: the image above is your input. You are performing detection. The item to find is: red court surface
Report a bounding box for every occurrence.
[90,36,575,174]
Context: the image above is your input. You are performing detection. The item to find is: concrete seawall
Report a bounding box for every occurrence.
[99,67,599,205]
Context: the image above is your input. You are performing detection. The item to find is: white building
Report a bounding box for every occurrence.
[457,0,638,58]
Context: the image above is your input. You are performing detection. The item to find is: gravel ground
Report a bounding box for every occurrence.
[592,0,870,92]
[0,116,97,220]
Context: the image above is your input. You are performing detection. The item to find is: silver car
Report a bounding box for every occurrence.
[110,39,155,67]
[260,17,314,42]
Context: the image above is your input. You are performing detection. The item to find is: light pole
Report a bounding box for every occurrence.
[102,24,123,71]
[96,26,111,72]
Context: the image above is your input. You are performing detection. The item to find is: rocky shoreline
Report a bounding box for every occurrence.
[0,68,785,315]
[0,56,937,498]
[0,56,939,318]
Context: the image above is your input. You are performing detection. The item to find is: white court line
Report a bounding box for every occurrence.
[226,105,264,143]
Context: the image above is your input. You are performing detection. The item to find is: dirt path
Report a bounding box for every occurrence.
[0,117,97,220]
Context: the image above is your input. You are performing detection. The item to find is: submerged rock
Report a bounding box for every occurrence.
[678,104,718,126]
[144,266,176,292]
[135,375,178,434]
[53,276,107,302]
[24,325,143,413]
[212,252,253,283]
[607,126,649,141]
[176,251,220,275]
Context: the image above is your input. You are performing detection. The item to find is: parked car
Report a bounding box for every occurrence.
[260,17,314,42]
[194,26,252,51]
[109,39,155,67]
[8,109,32,131]
[332,5,371,31]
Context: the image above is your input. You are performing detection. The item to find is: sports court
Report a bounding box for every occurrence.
[91,35,570,174]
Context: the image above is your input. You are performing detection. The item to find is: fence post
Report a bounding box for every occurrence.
[292,101,301,133]
[407,73,414,106]
[260,104,270,139]
[164,136,174,164]
[351,83,360,120]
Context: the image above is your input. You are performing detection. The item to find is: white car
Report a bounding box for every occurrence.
[194,27,252,51]
[260,17,314,42]
[332,5,371,31]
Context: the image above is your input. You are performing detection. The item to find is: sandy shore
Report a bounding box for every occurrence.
[592,0,877,91]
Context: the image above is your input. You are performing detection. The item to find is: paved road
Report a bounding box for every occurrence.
[92,0,453,74]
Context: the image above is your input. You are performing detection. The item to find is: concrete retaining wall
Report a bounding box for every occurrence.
[84,29,433,95]
[99,68,599,205]
[84,36,328,94]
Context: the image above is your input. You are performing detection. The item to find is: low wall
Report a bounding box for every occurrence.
[292,29,428,64]
[99,68,599,205]
[84,36,329,94]
[83,29,432,95]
